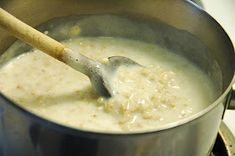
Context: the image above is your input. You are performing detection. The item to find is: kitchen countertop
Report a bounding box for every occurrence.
[200,0,235,137]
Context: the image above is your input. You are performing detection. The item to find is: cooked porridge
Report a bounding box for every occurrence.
[0,37,216,132]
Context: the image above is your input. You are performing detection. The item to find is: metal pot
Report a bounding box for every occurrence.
[0,0,234,156]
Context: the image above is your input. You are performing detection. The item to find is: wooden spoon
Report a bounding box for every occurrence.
[0,8,140,98]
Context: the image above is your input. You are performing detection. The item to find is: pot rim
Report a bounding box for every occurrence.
[0,0,234,138]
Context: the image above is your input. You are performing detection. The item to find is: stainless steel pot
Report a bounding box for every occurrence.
[0,0,234,156]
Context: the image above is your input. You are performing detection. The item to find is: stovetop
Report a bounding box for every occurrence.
[211,122,235,156]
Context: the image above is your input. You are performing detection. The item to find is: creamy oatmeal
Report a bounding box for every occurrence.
[0,37,216,132]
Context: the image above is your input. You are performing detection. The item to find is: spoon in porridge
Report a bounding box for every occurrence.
[0,8,140,98]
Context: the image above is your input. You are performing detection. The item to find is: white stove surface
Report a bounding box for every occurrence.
[201,0,235,137]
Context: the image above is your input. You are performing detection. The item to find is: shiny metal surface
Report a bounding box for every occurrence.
[211,121,235,156]
[218,121,235,156]
[0,0,234,156]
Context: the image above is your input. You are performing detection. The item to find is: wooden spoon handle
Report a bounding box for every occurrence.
[0,8,65,59]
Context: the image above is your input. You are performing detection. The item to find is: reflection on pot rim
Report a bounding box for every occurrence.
[0,1,234,156]
[0,6,234,135]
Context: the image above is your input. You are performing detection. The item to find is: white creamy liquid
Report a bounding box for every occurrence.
[0,37,216,132]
